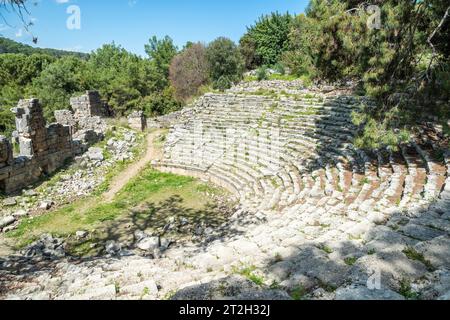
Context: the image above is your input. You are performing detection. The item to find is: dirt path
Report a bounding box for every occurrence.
[103,130,161,202]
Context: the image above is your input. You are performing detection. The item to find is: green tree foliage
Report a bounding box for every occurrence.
[206,37,244,90]
[0,53,55,135]
[0,107,15,137]
[283,1,368,82]
[86,43,152,116]
[169,43,209,101]
[239,33,261,70]
[240,12,293,68]
[141,86,180,117]
[27,55,89,119]
[145,36,178,90]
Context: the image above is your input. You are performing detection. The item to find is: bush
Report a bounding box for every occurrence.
[169,43,209,101]
[0,107,15,138]
[206,37,244,87]
[256,66,269,81]
[273,62,286,75]
[141,86,181,117]
[213,76,233,92]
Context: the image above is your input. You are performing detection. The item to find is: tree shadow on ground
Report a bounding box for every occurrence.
[69,194,240,255]
[0,194,255,298]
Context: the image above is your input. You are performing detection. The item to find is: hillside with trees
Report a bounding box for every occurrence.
[0,37,88,58]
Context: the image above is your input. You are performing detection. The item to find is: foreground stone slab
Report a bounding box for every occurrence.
[335,285,404,300]
[415,236,450,269]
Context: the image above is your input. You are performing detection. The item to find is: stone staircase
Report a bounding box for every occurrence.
[154,91,448,220]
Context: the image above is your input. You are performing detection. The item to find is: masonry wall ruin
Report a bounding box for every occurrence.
[127,111,147,132]
[55,91,109,145]
[0,100,73,193]
[0,91,109,194]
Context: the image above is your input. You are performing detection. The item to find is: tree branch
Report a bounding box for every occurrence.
[426,5,450,78]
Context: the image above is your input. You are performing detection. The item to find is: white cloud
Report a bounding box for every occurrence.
[15,29,23,38]
[63,45,83,52]
[128,0,138,7]
[55,0,70,4]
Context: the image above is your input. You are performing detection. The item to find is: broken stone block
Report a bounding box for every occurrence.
[0,216,16,228]
[3,197,17,206]
[18,137,34,157]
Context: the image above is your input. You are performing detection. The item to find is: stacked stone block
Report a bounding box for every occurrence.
[0,137,13,169]
[54,110,76,128]
[70,91,109,121]
[53,91,110,149]
[127,111,147,132]
[0,99,74,194]
[11,99,48,157]
[69,91,108,133]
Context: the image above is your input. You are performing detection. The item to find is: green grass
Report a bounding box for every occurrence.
[359,177,370,186]
[398,278,420,300]
[290,286,307,300]
[318,280,337,293]
[344,256,358,266]
[243,74,299,82]
[402,247,435,271]
[268,103,278,113]
[7,166,230,252]
[233,265,265,286]
[318,244,334,254]
[243,75,258,82]
[269,178,280,189]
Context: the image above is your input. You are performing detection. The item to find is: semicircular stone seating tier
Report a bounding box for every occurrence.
[153,88,450,244]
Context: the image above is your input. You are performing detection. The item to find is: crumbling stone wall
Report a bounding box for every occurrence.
[0,137,13,168]
[54,91,109,146]
[70,91,109,120]
[54,110,76,128]
[0,99,74,194]
[127,111,147,132]
[12,99,49,157]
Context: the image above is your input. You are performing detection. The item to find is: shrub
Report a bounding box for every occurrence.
[141,86,181,117]
[239,34,262,70]
[256,66,269,81]
[273,62,286,75]
[214,76,232,92]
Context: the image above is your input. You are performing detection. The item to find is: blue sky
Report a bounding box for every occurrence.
[0,0,308,56]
